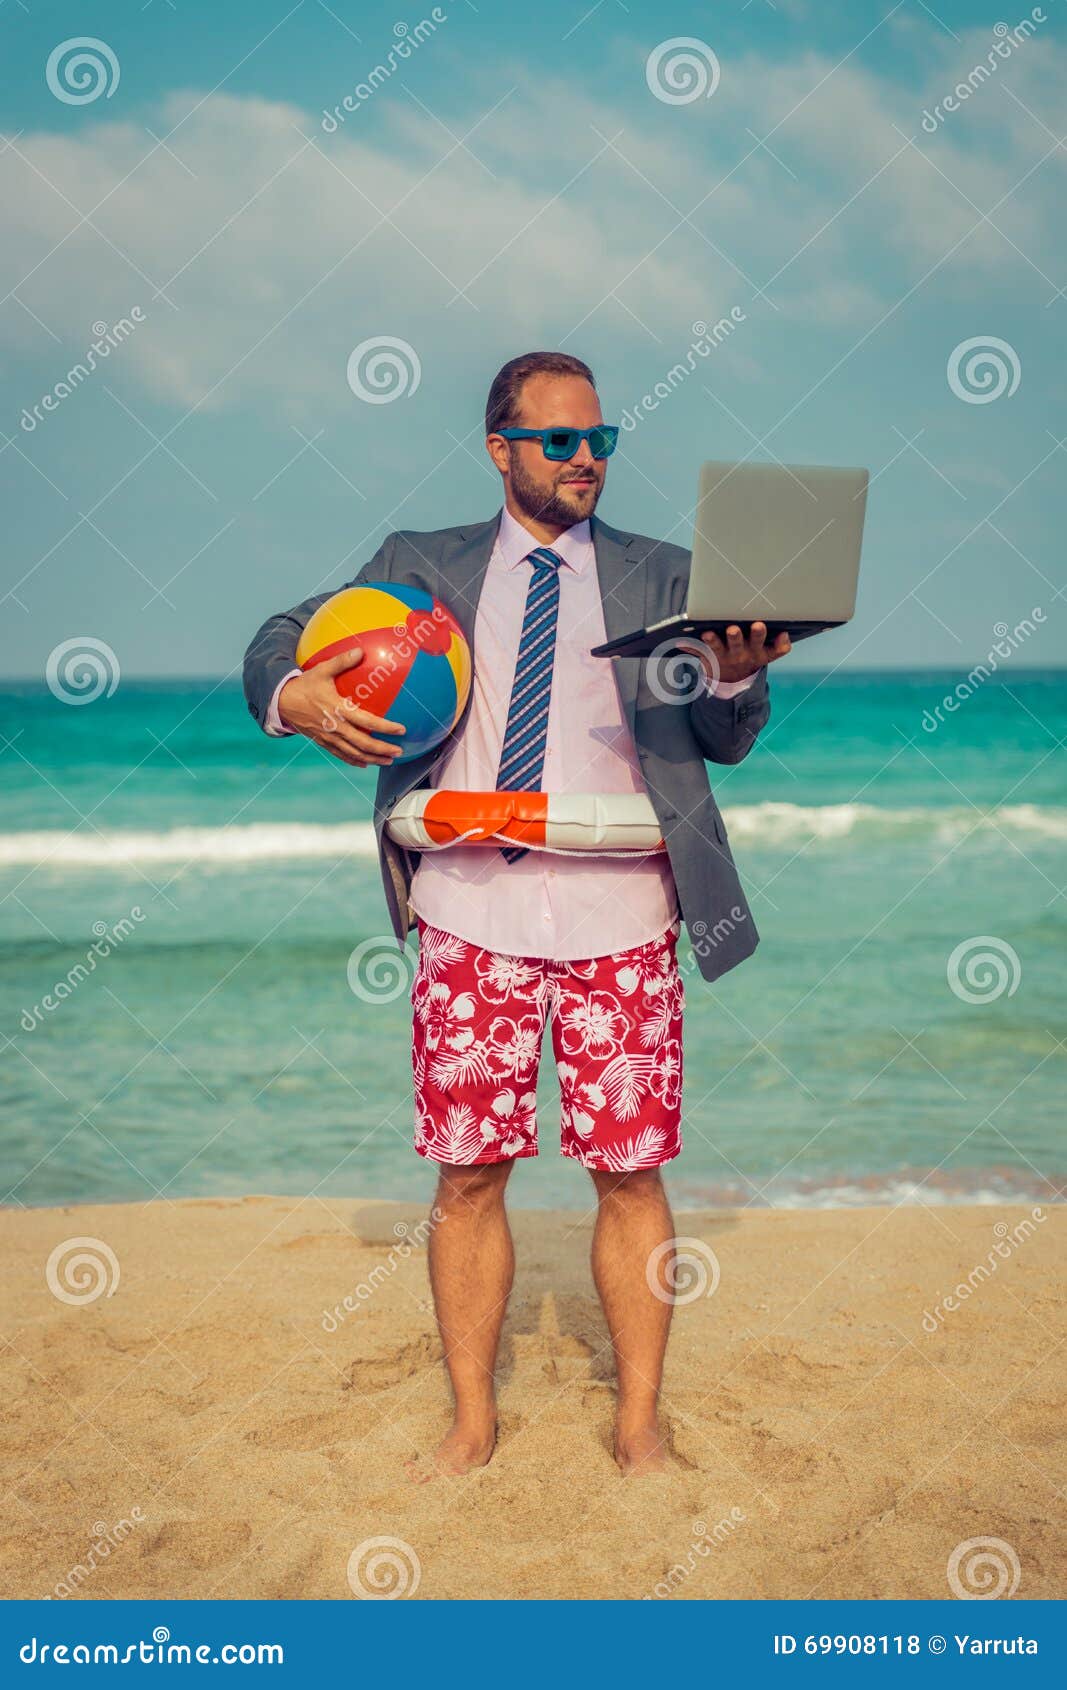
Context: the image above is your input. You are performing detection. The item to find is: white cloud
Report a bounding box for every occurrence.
[0,87,719,421]
[1,24,1061,419]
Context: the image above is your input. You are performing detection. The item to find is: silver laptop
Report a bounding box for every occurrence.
[591,460,869,658]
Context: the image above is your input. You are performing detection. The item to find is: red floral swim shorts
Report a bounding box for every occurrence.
[411,920,684,1173]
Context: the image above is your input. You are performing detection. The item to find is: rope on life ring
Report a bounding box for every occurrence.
[385,790,667,857]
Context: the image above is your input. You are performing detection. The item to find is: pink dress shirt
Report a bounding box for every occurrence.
[268,508,753,961]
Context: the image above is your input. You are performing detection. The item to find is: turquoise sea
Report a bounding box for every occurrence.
[2,671,1064,1210]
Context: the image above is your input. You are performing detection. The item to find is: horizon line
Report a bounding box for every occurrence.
[4,664,1067,686]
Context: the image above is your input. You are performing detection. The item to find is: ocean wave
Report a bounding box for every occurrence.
[722,800,1067,845]
[1,802,1064,869]
[673,1166,1063,1210]
[0,822,379,868]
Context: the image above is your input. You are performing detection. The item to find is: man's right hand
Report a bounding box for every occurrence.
[278,649,406,768]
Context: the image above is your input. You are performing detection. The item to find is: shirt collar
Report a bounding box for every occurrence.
[496,507,592,574]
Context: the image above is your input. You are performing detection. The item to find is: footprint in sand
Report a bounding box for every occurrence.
[506,1291,598,1391]
[342,1333,439,1393]
[142,1519,252,1572]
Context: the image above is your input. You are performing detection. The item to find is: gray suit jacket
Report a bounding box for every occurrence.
[243,515,770,983]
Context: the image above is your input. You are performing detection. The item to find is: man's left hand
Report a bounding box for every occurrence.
[699,621,791,685]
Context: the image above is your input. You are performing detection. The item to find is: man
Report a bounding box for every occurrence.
[244,351,789,1477]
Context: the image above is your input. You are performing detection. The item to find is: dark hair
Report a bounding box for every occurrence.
[485,351,596,436]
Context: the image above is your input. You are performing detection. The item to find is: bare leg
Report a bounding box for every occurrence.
[408,1159,514,1478]
[589,1168,675,1475]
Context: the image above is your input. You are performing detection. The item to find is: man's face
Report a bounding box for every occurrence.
[492,374,608,528]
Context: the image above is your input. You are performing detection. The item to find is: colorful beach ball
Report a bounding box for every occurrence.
[295,582,471,763]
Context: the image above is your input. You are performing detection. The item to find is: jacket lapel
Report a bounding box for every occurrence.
[591,516,645,733]
[381,516,497,800]
[436,516,498,653]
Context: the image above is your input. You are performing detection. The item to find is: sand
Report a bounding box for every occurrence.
[1,1196,1063,1601]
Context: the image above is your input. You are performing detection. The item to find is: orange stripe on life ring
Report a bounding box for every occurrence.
[421,790,549,846]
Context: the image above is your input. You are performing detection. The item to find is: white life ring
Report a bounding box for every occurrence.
[385,790,666,856]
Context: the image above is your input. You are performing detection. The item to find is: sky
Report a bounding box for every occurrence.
[1,0,1065,677]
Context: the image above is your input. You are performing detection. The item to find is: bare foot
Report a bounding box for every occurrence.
[614,1421,669,1476]
[405,1419,497,1483]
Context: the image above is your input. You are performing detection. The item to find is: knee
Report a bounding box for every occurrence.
[435,1159,511,1214]
[590,1167,665,1209]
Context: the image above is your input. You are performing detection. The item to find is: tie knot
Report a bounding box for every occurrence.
[526,546,563,573]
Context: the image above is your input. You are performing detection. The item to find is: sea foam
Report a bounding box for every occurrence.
[1,803,1064,869]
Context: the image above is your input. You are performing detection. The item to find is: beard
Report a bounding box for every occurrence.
[508,449,603,527]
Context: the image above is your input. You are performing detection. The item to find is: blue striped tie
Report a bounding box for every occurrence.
[495,546,562,862]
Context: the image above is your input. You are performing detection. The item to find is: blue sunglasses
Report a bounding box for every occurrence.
[497,425,619,461]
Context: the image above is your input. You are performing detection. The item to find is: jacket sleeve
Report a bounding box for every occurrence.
[242,535,396,732]
[689,666,770,765]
